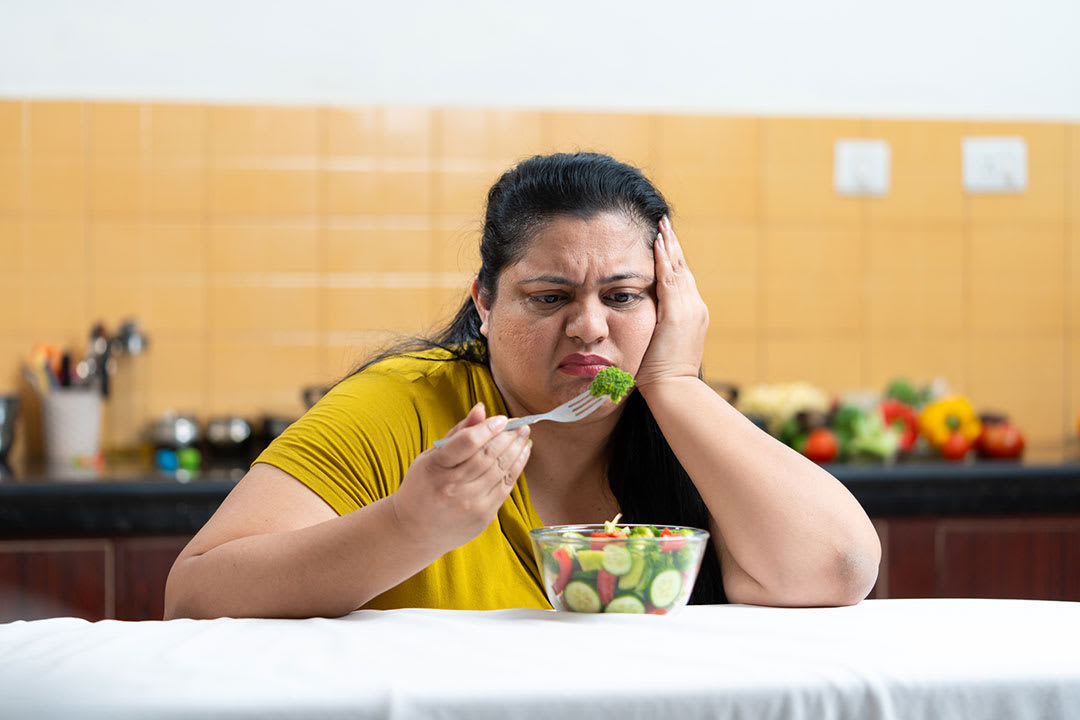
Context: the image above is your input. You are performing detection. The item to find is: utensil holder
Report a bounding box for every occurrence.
[43,389,102,475]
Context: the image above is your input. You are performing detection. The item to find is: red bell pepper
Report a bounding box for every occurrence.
[552,547,572,594]
[880,398,919,452]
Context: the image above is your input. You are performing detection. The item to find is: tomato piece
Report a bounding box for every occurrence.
[590,531,625,550]
[802,427,839,463]
[596,570,616,606]
[552,547,572,594]
[940,431,972,461]
[976,422,1025,460]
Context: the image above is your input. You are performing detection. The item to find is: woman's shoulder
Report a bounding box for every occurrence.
[358,346,482,383]
[319,345,505,434]
[333,345,497,407]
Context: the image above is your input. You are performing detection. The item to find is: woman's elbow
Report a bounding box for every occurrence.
[824,525,883,606]
[163,558,209,620]
[785,537,881,608]
[828,544,881,606]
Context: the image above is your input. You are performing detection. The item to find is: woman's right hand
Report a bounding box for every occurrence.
[390,403,532,552]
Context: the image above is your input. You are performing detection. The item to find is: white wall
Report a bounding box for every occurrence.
[2,0,1078,119]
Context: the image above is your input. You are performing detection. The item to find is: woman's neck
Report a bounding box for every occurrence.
[524,421,619,525]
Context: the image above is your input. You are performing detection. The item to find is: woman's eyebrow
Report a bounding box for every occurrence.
[521,272,654,286]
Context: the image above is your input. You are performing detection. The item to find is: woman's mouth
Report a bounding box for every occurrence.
[558,354,612,378]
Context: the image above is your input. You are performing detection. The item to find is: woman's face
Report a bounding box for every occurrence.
[472,211,657,421]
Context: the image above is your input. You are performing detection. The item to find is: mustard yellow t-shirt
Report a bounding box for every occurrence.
[254,348,551,611]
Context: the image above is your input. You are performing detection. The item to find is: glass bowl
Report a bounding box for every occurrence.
[529,523,710,614]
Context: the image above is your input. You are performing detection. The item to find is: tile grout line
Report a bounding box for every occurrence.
[861,117,872,391]
[1065,125,1074,445]
[756,117,766,385]
[201,103,212,413]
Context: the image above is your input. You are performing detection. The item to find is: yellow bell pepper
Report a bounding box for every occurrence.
[918,395,982,450]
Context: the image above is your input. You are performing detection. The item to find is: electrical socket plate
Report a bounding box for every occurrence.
[963,136,1027,194]
[834,139,890,196]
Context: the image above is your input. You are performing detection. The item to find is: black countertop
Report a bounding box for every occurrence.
[2,460,1080,538]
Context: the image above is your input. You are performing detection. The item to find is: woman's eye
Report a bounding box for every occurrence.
[606,292,642,306]
[530,294,564,305]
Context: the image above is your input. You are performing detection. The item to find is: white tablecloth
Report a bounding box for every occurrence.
[1,599,1078,719]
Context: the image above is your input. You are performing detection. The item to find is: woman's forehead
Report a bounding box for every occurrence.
[512,213,654,274]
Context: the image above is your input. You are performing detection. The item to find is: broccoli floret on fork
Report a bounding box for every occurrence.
[588,367,635,404]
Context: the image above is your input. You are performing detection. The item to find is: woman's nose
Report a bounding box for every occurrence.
[564,300,608,344]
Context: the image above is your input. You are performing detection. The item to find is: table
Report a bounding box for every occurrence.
[1,599,1078,719]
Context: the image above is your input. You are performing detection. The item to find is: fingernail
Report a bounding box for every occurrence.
[661,215,670,229]
[487,415,508,432]
[655,232,665,251]
[517,426,529,438]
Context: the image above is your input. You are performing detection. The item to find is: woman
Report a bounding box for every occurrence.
[164,153,880,619]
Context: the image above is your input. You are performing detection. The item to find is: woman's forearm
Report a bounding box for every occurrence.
[638,376,881,607]
[164,496,445,619]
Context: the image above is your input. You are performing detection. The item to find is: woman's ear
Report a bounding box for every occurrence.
[470,277,491,338]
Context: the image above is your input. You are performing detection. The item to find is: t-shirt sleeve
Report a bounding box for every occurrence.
[253,370,431,516]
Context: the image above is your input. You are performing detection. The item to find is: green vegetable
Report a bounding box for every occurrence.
[563,581,602,613]
[588,367,635,403]
[604,595,646,614]
[618,553,646,590]
[831,405,898,462]
[884,378,930,408]
[576,549,606,572]
[649,569,683,608]
[601,544,633,576]
[673,546,697,572]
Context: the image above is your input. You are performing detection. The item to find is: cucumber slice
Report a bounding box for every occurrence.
[649,569,683,608]
[601,544,633,576]
[617,553,646,589]
[577,549,606,572]
[604,594,646,614]
[563,580,602,613]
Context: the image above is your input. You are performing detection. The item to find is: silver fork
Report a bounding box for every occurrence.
[433,390,606,448]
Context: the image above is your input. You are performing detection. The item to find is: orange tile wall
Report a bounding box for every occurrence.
[0,101,1077,461]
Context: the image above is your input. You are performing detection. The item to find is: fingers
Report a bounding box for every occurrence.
[657,215,686,271]
[454,424,530,484]
[436,411,510,466]
[488,431,532,499]
[495,427,532,488]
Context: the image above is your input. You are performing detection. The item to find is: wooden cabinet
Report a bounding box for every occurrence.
[874,515,1080,601]
[3,517,1079,620]
[0,537,189,622]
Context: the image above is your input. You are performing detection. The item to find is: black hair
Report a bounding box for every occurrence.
[357,152,725,604]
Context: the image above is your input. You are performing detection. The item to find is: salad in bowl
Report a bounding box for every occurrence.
[530,515,709,614]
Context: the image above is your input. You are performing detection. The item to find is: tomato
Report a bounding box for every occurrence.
[976,423,1025,459]
[659,528,686,551]
[590,530,625,549]
[802,428,839,463]
[940,431,971,461]
[597,570,616,606]
[552,548,572,594]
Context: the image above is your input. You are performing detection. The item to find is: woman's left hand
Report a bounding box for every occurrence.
[634,216,709,391]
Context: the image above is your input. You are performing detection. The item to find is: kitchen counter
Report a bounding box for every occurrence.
[1,459,1079,538]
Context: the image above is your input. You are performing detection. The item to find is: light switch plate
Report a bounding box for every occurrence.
[963,137,1027,194]
[834,139,890,196]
